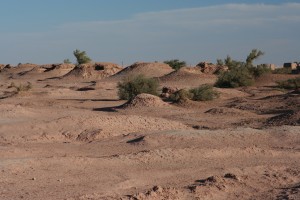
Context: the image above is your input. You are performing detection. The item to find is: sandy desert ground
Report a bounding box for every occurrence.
[0,62,299,200]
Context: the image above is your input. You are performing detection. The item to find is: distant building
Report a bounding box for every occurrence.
[262,63,276,70]
[283,62,298,70]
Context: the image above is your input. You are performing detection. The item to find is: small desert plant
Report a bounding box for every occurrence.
[246,49,264,65]
[169,89,193,102]
[164,59,186,71]
[215,67,254,88]
[73,49,92,65]
[117,75,159,100]
[189,84,219,101]
[63,59,72,64]
[276,77,300,90]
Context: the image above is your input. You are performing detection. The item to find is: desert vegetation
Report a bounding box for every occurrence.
[0,49,299,200]
[169,84,219,102]
[190,84,219,101]
[117,75,159,100]
[73,49,92,64]
[164,59,186,71]
[215,49,272,88]
[276,77,300,90]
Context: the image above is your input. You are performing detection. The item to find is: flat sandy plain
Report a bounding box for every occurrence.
[0,63,299,200]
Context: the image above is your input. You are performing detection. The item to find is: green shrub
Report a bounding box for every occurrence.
[189,84,219,101]
[117,75,159,100]
[73,49,92,65]
[215,67,254,88]
[248,64,272,78]
[169,89,193,102]
[276,77,300,90]
[164,59,186,71]
[63,59,72,64]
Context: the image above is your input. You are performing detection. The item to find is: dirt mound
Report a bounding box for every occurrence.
[255,73,300,86]
[160,67,202,81]
[128,185,185,200]
[43,63,75,77]
[228,92,300,115]
[63,62,122,79]
[18,66,46,76]
[113,62,173,78]
[266,109,300,126]
[197,62,228,74]
[160,68,217,88]
[121,93,169,109]
[205,107,250,116]
[1,63,38,76]
[45,63,75,71]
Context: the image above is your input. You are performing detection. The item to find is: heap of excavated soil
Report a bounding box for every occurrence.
[0,64,5,70]
[43,63,75,77]
[63,62,122,80]
[121,93,169,109]
[160,67,202,81]
[254,74,300,86]
[113,62,174,79]
[18,66,46,77]
[1,63,38,76]
[160,67,217,88]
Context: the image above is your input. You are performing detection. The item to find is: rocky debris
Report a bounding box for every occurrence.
[114,62,174,78]
[121,93,169,109]
[161,86,179,98]
[128,185,183,200]
[197,62,228,74]
[76,129,102,142]
[266,109,300,126]
[64,62,122,79]
[0,64,13,72]
[189,173,240,193]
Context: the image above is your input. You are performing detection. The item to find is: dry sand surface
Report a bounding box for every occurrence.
[0,64,299,200]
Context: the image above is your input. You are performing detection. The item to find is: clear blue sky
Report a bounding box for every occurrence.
[0,0,299,65]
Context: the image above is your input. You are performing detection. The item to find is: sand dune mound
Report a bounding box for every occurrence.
[255,74,300,86]
[160,68,217,88]
[45,63,75,72]
[113,62,174,78]
[18,66,46,76]
[160,67,202,81]
[63,62,122,79]
[121,93,169,109]
[1,63,38,76]
[43,63,75,77]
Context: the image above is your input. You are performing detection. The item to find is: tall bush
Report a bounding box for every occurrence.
[73,49,92,65]
[164,59,186,71]
[117,75,159,100]
[190,84,219,101]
